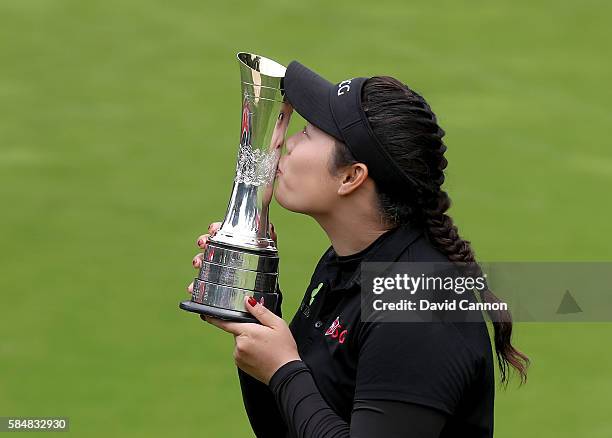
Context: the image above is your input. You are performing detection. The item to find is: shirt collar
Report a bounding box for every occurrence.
[321,223,424,292]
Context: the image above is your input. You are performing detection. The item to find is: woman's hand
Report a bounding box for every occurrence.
[204,297,301,385]
[186,221,295,384]
[186,221,278,294]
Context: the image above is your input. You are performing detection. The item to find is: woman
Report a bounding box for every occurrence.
[187,61,529,437]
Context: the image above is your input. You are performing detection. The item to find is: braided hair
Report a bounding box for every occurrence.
[330,76,529,386]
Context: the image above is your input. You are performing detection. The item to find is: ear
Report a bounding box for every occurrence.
[337,163,369,196]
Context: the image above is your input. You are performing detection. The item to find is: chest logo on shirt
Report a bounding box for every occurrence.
[324,316,348,344]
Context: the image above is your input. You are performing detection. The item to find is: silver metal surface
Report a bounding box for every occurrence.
[202,242,279,272]
[197,260,278,293]
[192,278,279,313]
[209,52,291,252]
[181,52,291,319]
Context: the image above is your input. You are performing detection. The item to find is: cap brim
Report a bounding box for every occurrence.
[284,61,343,141]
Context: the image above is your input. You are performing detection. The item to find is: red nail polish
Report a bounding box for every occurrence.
[192,258,199,267]
[197,238,204,247]
[247,297,257,307]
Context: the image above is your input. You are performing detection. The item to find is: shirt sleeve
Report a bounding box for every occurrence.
[238,284,287,438]
[354,321,482,415]
[269,360,447,438]
[238,369,287,438]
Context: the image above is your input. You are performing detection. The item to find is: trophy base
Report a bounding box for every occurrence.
[179,300,258,323]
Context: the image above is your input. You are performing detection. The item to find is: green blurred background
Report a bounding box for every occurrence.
[1,0,610,436]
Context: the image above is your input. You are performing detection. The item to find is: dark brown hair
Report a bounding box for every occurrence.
[330,76,529,386]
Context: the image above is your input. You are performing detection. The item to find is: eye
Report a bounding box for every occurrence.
[302,125,308,136]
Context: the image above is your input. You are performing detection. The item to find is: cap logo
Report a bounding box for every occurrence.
[337,79,352,96]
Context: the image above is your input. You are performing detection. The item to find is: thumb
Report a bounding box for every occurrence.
[245,296,281,328]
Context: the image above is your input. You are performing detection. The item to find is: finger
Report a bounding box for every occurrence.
[245,296,281,328]
[204,316,247,335]
[269,222,277,244]
[208,222,222,235]
[196,234,210,249]
[192,253,204,269]
[186,281,193,294]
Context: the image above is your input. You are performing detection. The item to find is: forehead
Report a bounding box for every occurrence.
[307,122,333,140]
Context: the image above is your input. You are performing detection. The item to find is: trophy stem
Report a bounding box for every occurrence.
[208,179,277,252]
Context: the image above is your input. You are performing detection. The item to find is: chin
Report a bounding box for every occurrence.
[273,188,290,210]
[274,187,304,214]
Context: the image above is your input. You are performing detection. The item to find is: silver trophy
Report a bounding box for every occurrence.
[180,52,292,322]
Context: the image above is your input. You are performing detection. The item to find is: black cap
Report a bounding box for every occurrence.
[283,60,419,196]
[283,61,344,141]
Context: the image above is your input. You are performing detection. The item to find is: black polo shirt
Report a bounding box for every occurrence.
[285,223,495,437]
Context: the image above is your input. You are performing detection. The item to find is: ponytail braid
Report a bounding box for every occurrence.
[331,76,529,386]
[421,185,529,386]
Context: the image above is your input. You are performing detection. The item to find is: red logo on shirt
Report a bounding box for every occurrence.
[325,316,348,344]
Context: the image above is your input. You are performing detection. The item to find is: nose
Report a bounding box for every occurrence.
[285,132,298,154]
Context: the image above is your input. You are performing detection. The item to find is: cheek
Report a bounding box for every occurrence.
[275,149,336,211]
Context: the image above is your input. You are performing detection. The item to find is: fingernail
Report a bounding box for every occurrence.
[192,257,199,267]
[247,296,257,307]
[197,238,204,247]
